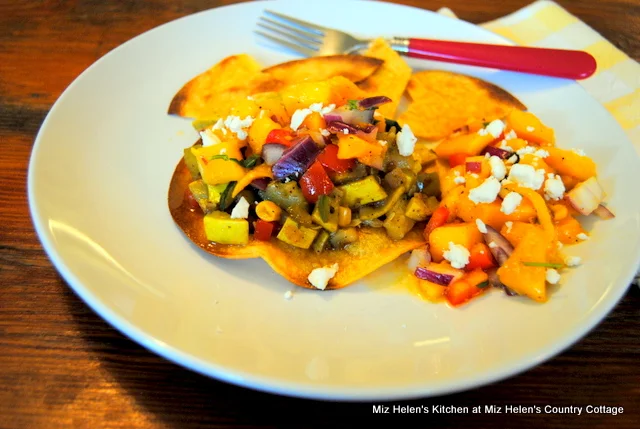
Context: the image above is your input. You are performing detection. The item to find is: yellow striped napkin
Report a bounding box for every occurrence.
[440,1,640,285]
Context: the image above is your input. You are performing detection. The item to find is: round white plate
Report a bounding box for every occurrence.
[28,0,640,400]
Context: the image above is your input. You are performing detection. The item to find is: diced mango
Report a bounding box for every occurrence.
[428,222,483,262]
[203,211,249,245]
[231,164,273,198]
[545,147,597,181]
[454,194,536,230]
[280,81,332,117]
[434,131,495,158]
[276,217,319,249]
[248,116,281,155]
[519,153,554,175]
[301,111,326,131]
[506,110,555,146]
[228,98,260,119]
[555,215,587,245]
[252,92,289,125]
[338,175,388,207]
[327,76,365,107]
[441,165,466,196]
[502,137,528,151]
[500,221,539,248]
[337,134,384,160]
[414,142,438,165]
[192,144,246,185]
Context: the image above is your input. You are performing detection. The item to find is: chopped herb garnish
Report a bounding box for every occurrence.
[346,99,359,110]
[210,154,231,161]
[218,182,237,211]
[384,118,401,132]
[523,262,563,269]
[317,195,330,222]
[476,281,490,289]
[240,154,260,169]
[482,121,491,127]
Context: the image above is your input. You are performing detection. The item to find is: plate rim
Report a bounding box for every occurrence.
[27,0,640,401]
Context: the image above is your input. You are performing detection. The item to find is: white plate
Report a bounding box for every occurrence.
[28,0,640,400]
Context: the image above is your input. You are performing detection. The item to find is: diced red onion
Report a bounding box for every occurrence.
[466,161,482,173]
[566,177,604,215]
[407,248,431,272]
[483,226,514,266]
[414,267,455,286]
[593,204,615,219]
[483,145,512,159]
[323,106,374,126]
[250,177,270,191]
[323,113,342,123]
[487,268,517,296]
[262,143,286,166]
[272,135,322,180]
[357,96,392,109]
[307,130,328,147]
[326,121,378,142]
[326,121,359,134]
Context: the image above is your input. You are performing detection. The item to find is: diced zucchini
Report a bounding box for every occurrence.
[383,200,416,240]
[259,181,313,225]
[338,176,388,207]
[276,217,319,249]
[384,168,416,191]
[207,183,227,206]
[312,230,330,253]
[405,194,434,221]
[311,196,339,232]
[417,171,441,198]
[359,186,405,221]
[183,144,202,179]
[188,180,215,213]
[203,211,249,245]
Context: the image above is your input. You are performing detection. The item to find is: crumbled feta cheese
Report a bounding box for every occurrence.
[505,130,517,140]
[547,173,555,179]
[565,256,582,267]
[212,118,225,131]
[230,197,250,219]
[485,152,491,159]
[224,115,254,140]
[505,221,513,234]
[396,124,417,156]
[485,119,506,138]
[320,128,330,137]
[443,242,470,269]
[477,128,488,136]
[489,155,507,180]
[546,269,561,284]
[500,192,522,215]
[470,173,479,179]
[246,95,254,101]
[506,154,518,165]
[571,148,586,156]
[488,242,498,249]
[290,108,312,131]
[308,263,339,290]
[577,233,589,241]
[309,103,335,115]
[469,177,501,204]
[544,174,565,201]
[378,139,387,146]
[508,164,545,190]
[454,176,466,184]
[200,129,221,146]
[498,140,514,152]
[534,149,550,158]
[557,241,563,249]
[476,218,488,234]
[516,146,536,156]
[526,126,535,132]
[219,148,227,155]
[308,103,323,112]
[284,290,293,300]
[342,129,349,135]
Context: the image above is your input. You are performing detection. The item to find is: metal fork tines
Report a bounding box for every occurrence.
[255,10,366,57]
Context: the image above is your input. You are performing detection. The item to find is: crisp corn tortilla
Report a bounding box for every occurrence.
[398,70,526,141]
[357,38,413,119]
[169,157,425,290]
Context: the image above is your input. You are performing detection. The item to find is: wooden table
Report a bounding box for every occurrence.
[1,1,639,427]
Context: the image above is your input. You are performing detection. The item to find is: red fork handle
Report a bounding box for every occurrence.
[406,38,597,80]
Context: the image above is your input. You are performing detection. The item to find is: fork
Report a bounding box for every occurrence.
[256,10,597,80]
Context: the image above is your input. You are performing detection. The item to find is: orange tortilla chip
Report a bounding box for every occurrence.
[168,158,424,289]
[399,70,526,141]
[358,38,412,119]
[168,54,262,119]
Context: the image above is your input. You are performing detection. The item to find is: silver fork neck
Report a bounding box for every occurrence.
[386,37,410,53]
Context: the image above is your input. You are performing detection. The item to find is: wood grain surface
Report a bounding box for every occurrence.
[1,1,639,428]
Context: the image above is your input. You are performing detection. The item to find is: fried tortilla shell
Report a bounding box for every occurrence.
[398,70,527,141]
[169,158,425,290]
[168,54,262,119]
[357,38,413,119]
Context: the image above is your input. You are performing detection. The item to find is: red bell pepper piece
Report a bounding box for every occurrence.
[299,161,334,203]
[254,220,275,241]
[423,206,450,239]
[448,153,468,167]
[316,144,355,173]
[265,129,295,147]
[445,269,489,306]
[465,242,496,271]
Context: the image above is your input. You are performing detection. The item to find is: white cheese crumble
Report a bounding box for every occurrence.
[443,242,470,269]
[454,176,466,184]
[476,218,488,234]
[488,242,498,249]
[506,154,518,165]
[534,149,550,158]
[224,115,254,140]
[477,128,488,136]
[396,124,417,156]
[500,192,522,215]
[544,174,565,201]
[290,108,312,131]
[284,290,293,300]
[469,177,501,204]
[378,139,387,146]
[489,155,507,180]
[516,146,536,156]
[505,130,518,140]
[572,148,586,156]
[342,129,349,135]
[320,128,330,137]
[505,221,513,234]
[565,256,582,267]
[309,103,335,115]
[485,152,491,159]
[526,126,535,132]
[546,268,561,284]
[508,164,545,190]
[498,140,514,152]
[308,263,339,290]
[577,233,589,241]
[230,197,250,219]
[200,129,221,146]
[485,119,506,138]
